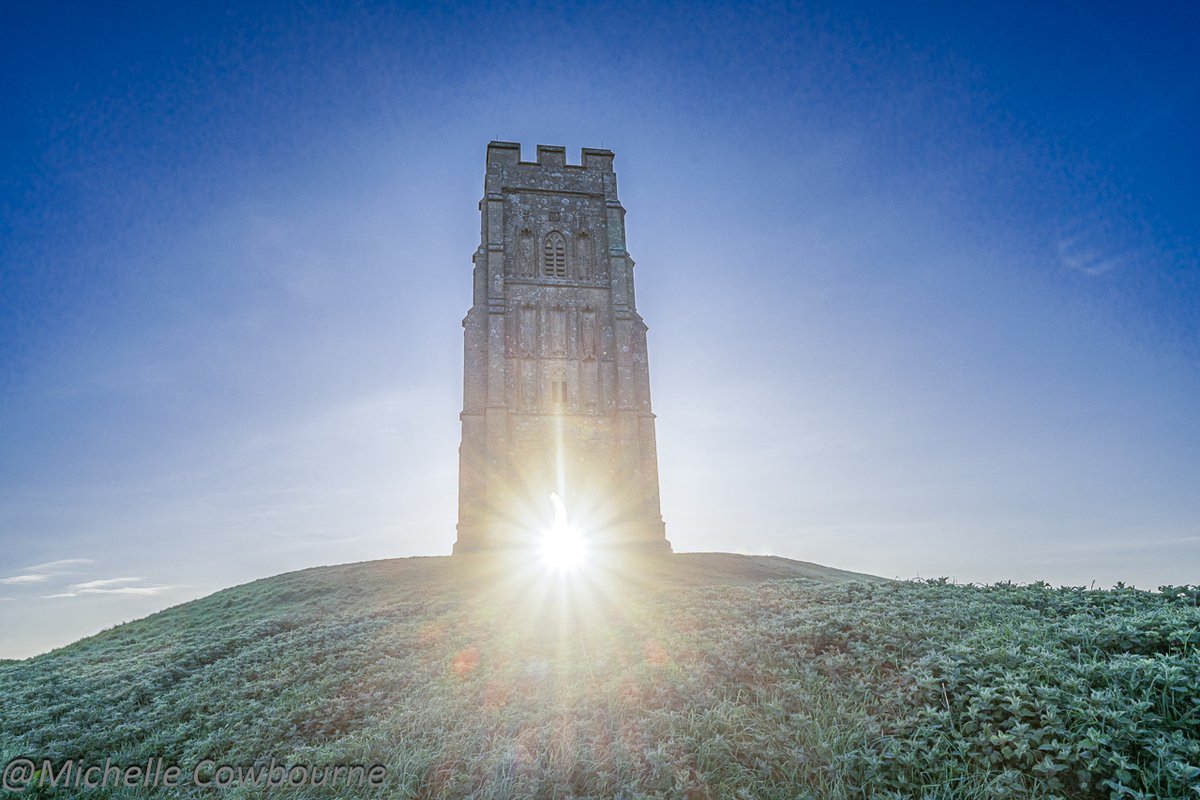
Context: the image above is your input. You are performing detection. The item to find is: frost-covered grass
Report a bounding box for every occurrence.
[1,556,1197,798]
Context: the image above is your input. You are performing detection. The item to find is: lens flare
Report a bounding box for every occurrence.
[539,493,588,572]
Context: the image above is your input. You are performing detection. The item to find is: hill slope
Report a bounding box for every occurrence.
[1,555,1197,799]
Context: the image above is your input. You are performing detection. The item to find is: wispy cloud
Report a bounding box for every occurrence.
[1055,212,1146,277]
[69,577,145,590]
[4,561,177,601]
[0,574,50,585]
[22,558,97,572]
[43,577,173,599]
[1,558,97,586]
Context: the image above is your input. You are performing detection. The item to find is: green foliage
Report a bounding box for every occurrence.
[1,560,1197,799]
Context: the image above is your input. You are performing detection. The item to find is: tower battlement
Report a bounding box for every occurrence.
[486,141,615,172]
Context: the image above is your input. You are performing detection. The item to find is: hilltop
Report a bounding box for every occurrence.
[1,554,1197,799]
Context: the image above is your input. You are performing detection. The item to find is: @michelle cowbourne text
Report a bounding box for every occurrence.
[3,758,387,791]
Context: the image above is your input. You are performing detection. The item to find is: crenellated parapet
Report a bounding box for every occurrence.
[486,141,615,172]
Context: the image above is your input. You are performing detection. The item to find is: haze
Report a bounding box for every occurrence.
[2,1,1197,657]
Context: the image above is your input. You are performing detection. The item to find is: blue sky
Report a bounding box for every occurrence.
[1,1,1197,657]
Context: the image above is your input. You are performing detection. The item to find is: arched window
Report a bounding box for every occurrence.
[543,232,567,277]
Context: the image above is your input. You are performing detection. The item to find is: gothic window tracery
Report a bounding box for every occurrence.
[543,231,567,277]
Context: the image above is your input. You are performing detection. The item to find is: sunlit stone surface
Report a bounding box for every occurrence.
[455,143,670,555]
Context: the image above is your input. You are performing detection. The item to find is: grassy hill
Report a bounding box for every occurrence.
[1,554,1197,799]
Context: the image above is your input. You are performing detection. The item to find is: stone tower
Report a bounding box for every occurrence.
[454,142,670,554]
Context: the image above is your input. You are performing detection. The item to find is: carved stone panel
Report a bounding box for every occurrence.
[518,305,536,357]
[549,307,566,357]
[521,359,537,413]
[581,309,597,360]
[575,231,592,279]
[518,229,534,277]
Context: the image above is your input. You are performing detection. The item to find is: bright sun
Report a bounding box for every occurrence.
[538,493,588,572]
